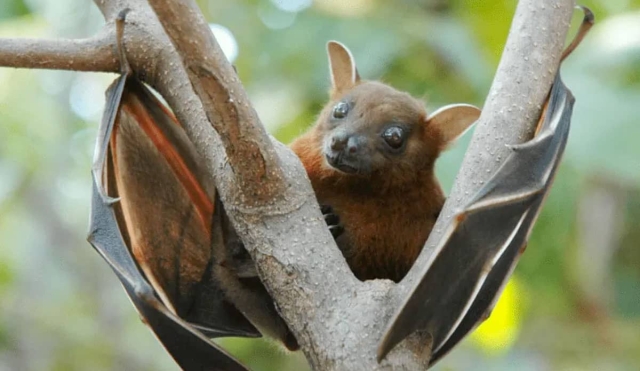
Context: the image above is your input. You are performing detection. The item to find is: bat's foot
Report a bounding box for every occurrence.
[284,330,300,351]
[321,204,343,238]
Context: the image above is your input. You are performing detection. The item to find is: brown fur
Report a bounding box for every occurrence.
[290,82,448,282]
[289,42,479,282]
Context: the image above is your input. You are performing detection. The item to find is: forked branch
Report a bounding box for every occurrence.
[0,0,577,369]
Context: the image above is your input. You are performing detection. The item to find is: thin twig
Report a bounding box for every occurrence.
[0,29,117,72]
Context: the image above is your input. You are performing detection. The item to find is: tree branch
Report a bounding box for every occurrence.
[0,29,118,72]
[136,1,423,369]
[147,0,286,206]
[0,0,578,369]
[401,0,577,292]
[90,1,394,369]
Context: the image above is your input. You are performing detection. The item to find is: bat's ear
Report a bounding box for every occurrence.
[327,40,361,95]
[426,104,481,148]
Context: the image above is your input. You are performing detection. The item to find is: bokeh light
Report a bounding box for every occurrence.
[210,23,239,62]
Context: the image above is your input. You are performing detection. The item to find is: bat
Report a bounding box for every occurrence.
[377,6,594,365]
[87,5,593,370]
[87,9,284,370]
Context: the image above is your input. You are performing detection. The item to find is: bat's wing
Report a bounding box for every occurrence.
[88,74,258,370]
[378,7,593,363]
[429,73,574,363]
[89,177,247,371]
[378,68,575,365]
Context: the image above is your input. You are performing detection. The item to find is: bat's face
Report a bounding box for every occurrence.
[317,81,438,179]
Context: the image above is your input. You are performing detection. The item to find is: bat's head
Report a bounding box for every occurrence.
[315,41,481,183]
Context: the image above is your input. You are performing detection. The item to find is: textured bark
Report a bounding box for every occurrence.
[0,30,118,72]
[0,0,576,369]
[401,0,576,293]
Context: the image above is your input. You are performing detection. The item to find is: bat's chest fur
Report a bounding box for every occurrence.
[317,179,444,282]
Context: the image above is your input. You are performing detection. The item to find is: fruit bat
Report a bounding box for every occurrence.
[87,10,296,371]
[377,6,594,366]
[87,6,593,370]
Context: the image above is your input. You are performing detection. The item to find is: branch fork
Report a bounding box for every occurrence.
[0,0,577,369]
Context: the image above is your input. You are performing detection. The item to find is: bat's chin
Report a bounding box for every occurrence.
[324,154,360,174]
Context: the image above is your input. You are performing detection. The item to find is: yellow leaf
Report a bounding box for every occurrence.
[469,275,524,355]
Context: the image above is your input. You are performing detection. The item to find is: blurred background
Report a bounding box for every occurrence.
[0,0,639,370]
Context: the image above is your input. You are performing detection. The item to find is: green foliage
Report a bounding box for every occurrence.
[0,0,29,21]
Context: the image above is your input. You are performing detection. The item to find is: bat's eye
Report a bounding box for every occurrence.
[382,126,406,150]
[332,102,350,119]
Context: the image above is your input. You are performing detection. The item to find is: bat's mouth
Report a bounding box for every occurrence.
[325,154,358,174]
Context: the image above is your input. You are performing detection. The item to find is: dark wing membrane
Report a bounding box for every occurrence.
[88,75,261,369]
[378,73,575,364]
[92,75,126,204]
[88,177,247,371]
[108,78,257,337]
[430,73,574,365]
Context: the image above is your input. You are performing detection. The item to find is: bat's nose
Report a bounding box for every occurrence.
[330,132,359,154]
[330,132,347,151]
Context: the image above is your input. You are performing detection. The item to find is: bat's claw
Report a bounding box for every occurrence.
[328,224,344,239]
[320,204,331,214]
[321,204,344,239]
[324,212,339,226]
